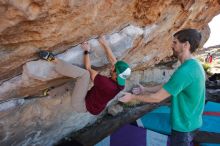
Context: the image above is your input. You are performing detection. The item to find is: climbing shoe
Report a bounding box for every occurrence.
[39,50,55,61]
[43,88,50,96]
[24,87,54,100]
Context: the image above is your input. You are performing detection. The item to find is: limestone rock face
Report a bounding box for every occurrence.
[0,0,220,145]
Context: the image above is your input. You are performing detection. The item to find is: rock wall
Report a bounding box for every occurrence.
[0,0,220,146]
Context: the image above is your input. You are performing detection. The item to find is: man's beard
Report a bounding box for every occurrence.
[172,48,184,59]
[172,48,178,58]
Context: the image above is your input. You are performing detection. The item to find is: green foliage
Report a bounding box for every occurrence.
[197,56,204,62]
[202,63,211,73]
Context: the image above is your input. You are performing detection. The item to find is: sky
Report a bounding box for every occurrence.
[203,14,220,48]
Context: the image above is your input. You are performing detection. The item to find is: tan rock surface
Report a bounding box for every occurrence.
[0,0,219,81]
[0,0,220,145]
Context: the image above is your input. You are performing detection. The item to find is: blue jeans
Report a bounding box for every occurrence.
[171,129,198,146]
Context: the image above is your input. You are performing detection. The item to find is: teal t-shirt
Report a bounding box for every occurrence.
[163,59,205,132]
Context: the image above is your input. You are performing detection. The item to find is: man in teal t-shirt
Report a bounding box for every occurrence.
[119,28,205,146]
[163,59,205,132]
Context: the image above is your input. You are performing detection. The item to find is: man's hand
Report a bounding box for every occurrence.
[81,42,91,51]
[132,83,145,95]
[119,92,136,103]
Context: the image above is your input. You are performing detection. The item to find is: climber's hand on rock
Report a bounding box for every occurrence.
[98,35,107,45]
[132,83,145,95]
[81,42,91,51]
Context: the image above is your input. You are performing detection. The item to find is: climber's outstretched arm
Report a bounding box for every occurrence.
[81,42,98,82]
[98,36,117,66]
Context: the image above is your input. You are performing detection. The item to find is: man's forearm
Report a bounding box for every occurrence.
[135,94,161,103]
[135,87,169,103]
[120,87,170,104]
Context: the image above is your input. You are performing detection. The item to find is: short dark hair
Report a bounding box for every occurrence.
[173,28,202,53]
